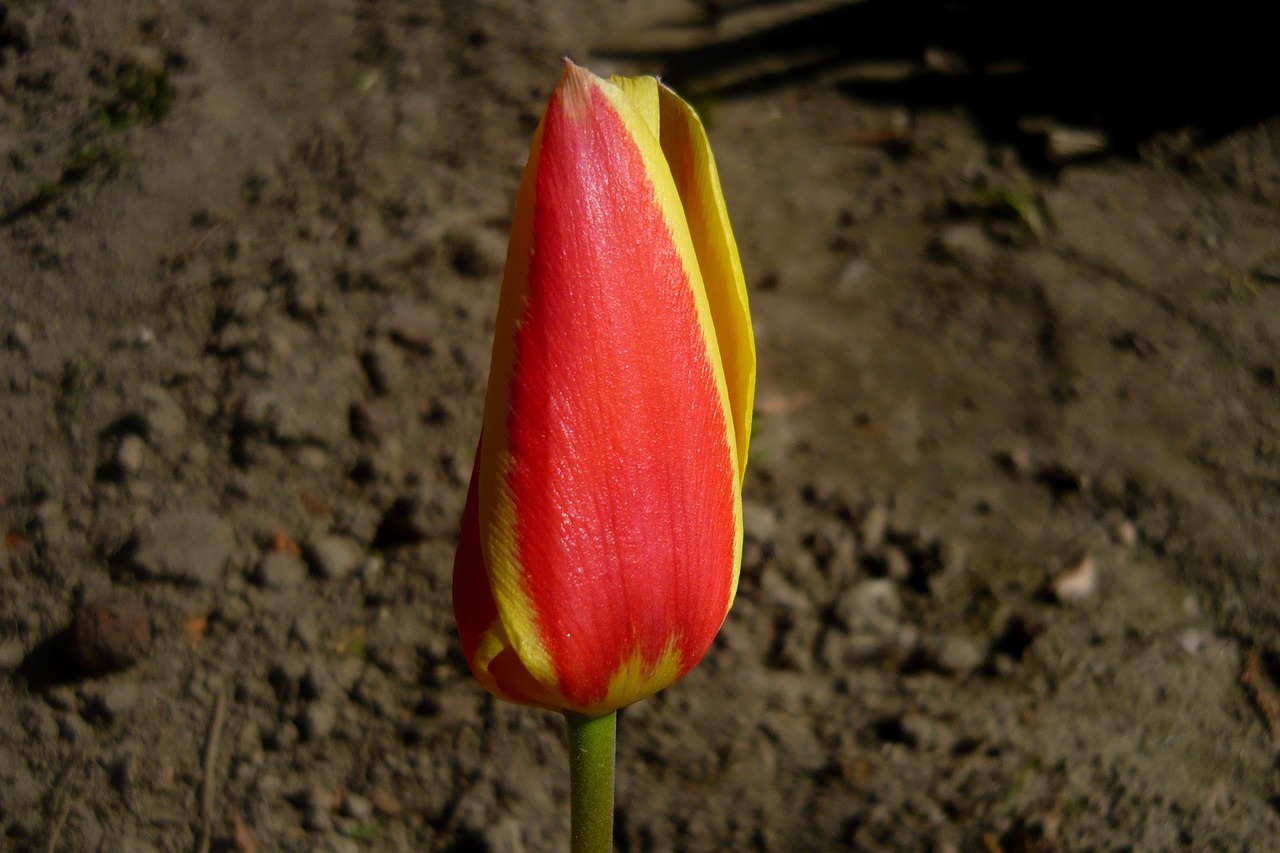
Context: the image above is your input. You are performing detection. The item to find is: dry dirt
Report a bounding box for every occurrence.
[3,1,1280,851]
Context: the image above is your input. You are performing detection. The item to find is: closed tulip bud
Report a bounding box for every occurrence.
[453,60,755,717]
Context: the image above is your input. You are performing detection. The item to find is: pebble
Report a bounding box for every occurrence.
[348,399,394,442]
[361,338,406,395]
[292,614,322,649]
[1114,519,1139,547]
[7,321,34,354]
[834,256,871,299]
[131,509,235,586]
[883,545,912,581]
[836,579,902,634]
[299,701,338,741]
[370,787,404,816]
[281,387,349,447]
[860,504,890,553]
[0,639,25,671]
[304,804,334,832]
[925,633,988,675]
[446,228,504,278]
[935,222,996,268]
[379,300,440,351]
[342,792,374,821]
[69,593,152,672]
[115,433,146,476]
[256,551,308,589]
[901,713,958,753]
[375,488,452,545]
[484,816,527,853]
[321,839,361,853]
[137,384,187,443]
[1052,555,1099,604]
[308,534,364,580]
[83,681,141,722]
[761,712,826,773]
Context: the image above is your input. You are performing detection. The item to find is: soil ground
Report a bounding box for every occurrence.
[3,1,1280,851]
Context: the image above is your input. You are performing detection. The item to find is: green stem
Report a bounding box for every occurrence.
[565,710,617,853]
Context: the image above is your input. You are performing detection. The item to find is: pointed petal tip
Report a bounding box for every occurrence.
[556,58,595,119]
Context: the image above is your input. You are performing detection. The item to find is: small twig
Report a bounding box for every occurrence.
[1242,647,1280,749]
[195,688,230,853]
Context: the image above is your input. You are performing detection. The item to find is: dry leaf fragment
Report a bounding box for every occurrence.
[271,529,301,556]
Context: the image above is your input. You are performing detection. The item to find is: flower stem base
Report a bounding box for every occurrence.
[565,710,617,853]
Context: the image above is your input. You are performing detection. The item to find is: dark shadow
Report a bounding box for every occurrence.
[600,0,1279,159]
[14,629,86,691]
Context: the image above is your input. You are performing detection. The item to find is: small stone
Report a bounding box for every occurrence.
[445,229,504,279]
[213,595,251,628]
[308,535,364,580]
[304,804,333,832]
[1178,629,1213,655]
[0,639,25,671]
[299,701,338,741]
[935,222,995,268]
[116,434,146,475]
[926,634,987,675]
[834,257,871,299]
[348,400,394,443]
[1052,555,1098,604]
[332,657,363,693]
[860,504,890,553]
[379,300,440,351]
[361,339,405,395]
[374,488,452,545]
[131,510,235,586]
[901,713,957,752]
[883,546,912,581]
[1114,519,1138,548]
[137,385,187,443]
[231,287,269,320]
[7,321,34,354]
[69,593,152,672]
[292,614,322,649]
[256,551,308,590]
[342,793,374,822]
[85,682,142,722]
[370,788,404,816]
[995,446,1034,478]
[836,579,902,634]
[484,816,527,853]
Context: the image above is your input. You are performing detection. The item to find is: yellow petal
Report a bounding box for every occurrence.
[655,83,756,481]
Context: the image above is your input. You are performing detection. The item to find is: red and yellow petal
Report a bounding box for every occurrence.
[467,63,742,716]
[610,74,756,481]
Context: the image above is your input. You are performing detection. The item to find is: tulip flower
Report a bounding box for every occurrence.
[452,59,754,852]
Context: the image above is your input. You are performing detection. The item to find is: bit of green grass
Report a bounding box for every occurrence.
[974,183,1046,236]
[344,821,382,843]
[1004,754,1040,814]
[3,60,168,221]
